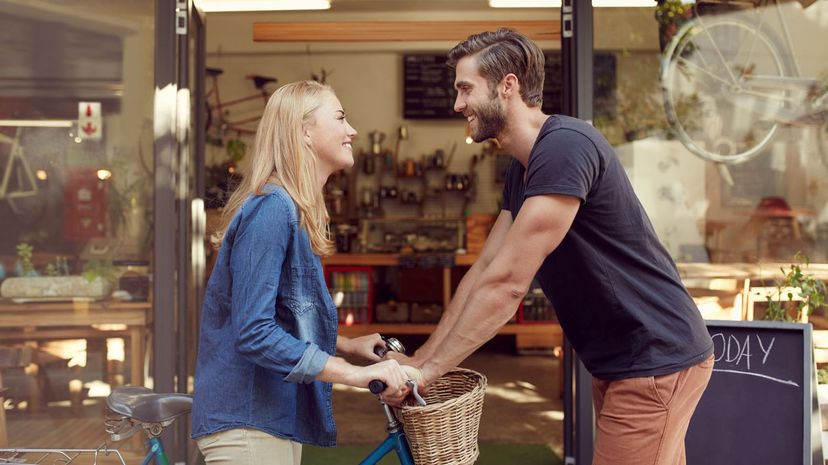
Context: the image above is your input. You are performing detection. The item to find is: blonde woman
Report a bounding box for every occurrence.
[192,81,415,465]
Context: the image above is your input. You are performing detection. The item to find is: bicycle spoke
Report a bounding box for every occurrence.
[698,20,742,84]
[676,56,735,89]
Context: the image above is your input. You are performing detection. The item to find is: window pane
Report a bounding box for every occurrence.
[0,0,155,456]
[594,1,828,265]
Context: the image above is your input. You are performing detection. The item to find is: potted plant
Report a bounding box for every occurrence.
[0,243,114,302]
[761,252,826,323]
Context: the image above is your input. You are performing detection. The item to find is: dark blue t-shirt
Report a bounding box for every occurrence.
[503,115,713,380]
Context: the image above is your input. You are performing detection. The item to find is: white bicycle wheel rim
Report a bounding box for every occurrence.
[661,17,789,164]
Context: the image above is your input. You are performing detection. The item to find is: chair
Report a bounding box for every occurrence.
[0,346,35,447]
[686,278,752,321]
[745,286,809,323]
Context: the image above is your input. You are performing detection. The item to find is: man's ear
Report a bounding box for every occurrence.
[501,73,519,99]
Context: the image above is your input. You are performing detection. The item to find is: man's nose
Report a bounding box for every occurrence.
[454,95,465,113]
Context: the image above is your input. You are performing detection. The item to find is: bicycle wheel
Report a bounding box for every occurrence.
[661,16,794,164]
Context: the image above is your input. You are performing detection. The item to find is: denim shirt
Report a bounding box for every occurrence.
[192,184,338,447]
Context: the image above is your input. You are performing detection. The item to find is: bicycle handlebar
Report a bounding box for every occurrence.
[368,380,427,406]
[369,379,386,394]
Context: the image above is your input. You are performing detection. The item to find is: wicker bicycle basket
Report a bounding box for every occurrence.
[398,368,487,465]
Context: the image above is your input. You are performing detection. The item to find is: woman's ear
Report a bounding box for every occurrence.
[303,126,313,147]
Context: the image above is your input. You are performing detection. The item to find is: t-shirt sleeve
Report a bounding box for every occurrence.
[524,129,601,203]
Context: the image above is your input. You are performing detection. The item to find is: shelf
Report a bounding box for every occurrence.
[323,253,478,267]
[338,322,563,351]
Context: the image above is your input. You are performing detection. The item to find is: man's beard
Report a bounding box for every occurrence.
[470,98,506,143]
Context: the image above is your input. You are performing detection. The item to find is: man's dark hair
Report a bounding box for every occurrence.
[447,28,545,107]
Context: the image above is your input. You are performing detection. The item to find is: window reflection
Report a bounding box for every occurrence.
[595,0,828,264]
[0,0,155,453]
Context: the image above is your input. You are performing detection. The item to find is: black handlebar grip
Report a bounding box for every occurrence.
[368,379,387,394]
[373,345,388,357]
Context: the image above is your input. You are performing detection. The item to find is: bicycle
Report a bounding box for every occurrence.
[0,336,421,465]
[205,67,278,146]
[0,126,50,225]
[361,337,426,465]
[660,0,828,165]
[0,387,193,465]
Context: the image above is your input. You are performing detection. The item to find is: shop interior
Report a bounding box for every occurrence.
[1,0,828,463]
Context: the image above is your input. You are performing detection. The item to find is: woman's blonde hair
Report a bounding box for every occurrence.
[212,80,335,257]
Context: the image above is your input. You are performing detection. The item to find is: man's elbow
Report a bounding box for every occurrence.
[486,272,528,308]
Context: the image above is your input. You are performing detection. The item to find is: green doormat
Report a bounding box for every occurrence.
[301,444,561,465]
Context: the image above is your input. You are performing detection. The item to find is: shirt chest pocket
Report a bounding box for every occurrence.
[284,266,323,316]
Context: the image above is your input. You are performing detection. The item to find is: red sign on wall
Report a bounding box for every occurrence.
[63,168,108,241]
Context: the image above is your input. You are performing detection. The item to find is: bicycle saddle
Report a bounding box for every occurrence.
[107,386,193,423]
[246,74,277,89]
[206,66,224,76]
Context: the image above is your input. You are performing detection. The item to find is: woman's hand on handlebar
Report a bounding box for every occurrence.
[339,333,385,362]
[357,359,410,398]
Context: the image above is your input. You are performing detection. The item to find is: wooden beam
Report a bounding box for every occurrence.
[254,20,560,42]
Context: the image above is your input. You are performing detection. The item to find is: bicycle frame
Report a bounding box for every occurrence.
[205,72,273,136]
[0,437,169,465]
[0,128,39,201]
[358,403,415,465]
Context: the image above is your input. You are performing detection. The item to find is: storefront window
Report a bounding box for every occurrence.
[594,0,828,264]
[0,0,155,452]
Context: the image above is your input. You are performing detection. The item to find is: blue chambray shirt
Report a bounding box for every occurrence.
[191,184,338,447]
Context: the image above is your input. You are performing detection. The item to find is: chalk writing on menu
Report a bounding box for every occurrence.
[710,331,798,387]
[402,53,616,120]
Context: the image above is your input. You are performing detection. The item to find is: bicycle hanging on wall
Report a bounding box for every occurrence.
[660,0,827,166]
[204,67,278,146]
[0,126,50,225]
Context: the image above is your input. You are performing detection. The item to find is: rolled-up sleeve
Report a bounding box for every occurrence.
[230,195,329,383]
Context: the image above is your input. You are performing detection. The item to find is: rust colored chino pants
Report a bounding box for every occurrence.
[591,355,714,465]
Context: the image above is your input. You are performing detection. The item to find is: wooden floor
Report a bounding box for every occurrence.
[4,406,151,464]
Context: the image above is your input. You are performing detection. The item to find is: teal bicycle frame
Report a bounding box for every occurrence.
[140,437,170,465]
[358,402,415,465]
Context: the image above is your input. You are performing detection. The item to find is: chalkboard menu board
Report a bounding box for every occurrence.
[402,53,616,120]
[686,320,821,465]
[403,54,460,119]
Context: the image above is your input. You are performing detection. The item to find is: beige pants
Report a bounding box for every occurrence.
[196,428,302,465]
[592,355,714,465]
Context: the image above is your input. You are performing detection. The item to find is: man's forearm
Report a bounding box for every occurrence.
[414,260,487,363]
[421,273,524,382]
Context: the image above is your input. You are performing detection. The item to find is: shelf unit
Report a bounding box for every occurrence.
[322,253,562,351]
[324,266,373,325]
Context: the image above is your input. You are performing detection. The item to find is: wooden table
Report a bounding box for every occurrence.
[677,262,828,280]
[0,299,152,387]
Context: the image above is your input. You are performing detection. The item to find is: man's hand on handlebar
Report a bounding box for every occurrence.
[379,365,424,407]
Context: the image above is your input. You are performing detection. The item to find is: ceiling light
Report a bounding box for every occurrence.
[195,0,330,12]
[593,0,655,6]
[0,120,73,128]
[489,0,655,7]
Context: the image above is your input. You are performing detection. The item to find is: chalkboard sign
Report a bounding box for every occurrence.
[402,53,616,120]
[403,54,462,119]
[686,320,821,465]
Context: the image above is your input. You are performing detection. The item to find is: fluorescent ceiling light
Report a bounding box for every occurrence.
[195,0,330,12]
[489,0,654,7]
[0,120,73,128]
